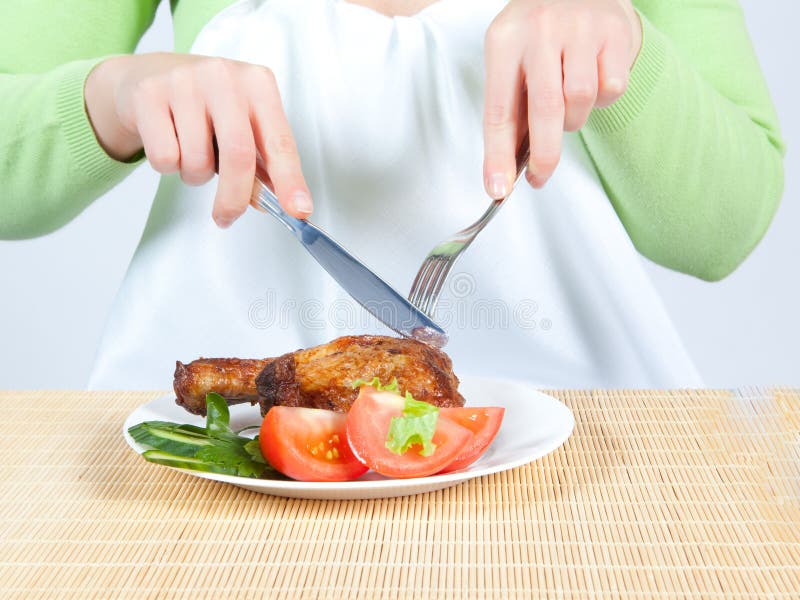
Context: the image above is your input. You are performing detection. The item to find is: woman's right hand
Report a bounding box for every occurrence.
[84,53,312,227]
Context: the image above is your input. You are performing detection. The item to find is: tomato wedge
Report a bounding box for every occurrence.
[439,406,506,473]
[259,406,368,482]
[437,406,505,473]
[346,387,472,478]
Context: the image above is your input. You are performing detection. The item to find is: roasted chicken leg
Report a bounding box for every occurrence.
[173,335,464,416]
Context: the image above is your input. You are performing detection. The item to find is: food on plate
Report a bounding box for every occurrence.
[173,335,464,416]
[345,381,473,478]
[130,380,505,482]
[134,338,502,483]
[128,393,275,478]
[437,407,505,473]
[259,406,368,482]
[174,358,269,415]
[256,335,464,413]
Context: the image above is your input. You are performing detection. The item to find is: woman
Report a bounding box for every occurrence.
[0,0,784,388]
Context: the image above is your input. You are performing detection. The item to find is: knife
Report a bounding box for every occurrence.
[250,177,448,348]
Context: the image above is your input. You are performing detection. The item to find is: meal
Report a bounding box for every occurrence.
[129,335,504,482]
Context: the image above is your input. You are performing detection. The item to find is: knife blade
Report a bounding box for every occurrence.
[250,178,448,347]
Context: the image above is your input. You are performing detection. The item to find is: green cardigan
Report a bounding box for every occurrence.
[0,0,785,281]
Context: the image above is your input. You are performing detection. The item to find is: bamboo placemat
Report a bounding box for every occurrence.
[0,389,798,598]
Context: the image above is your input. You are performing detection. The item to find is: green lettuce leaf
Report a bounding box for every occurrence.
[352,376,400,393]
[385,393,439,457]
[351,377,441,457]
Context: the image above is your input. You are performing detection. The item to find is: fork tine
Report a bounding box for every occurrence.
[409,257,438,307]
[422,257,451,315]
[419,256,449,315]
[423,258,455,315]
[408,259,431,305]
[408,258,428,299]
[410,257,437,310]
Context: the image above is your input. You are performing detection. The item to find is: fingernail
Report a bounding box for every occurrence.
[292,191,313,216]
[526,169,546,189]
[214,215,233,229]
[606,77,626,95]
[488,173,508,199]
[525,169,536,186]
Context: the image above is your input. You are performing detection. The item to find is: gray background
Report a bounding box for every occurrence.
[1,0,797,388]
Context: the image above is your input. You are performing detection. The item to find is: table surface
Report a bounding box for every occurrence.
[1,389,798,598]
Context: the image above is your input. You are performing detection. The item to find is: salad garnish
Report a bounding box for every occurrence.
[352,376,400,393]
[128,393,277,478]
[385,395,439,457]
[353,377,440,457]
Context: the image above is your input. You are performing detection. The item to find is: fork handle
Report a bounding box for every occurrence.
[514,134,531,187]
[463,134,531,237]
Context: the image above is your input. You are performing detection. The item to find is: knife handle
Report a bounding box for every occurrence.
[250,177,303,235]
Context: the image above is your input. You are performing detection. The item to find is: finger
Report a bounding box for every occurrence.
[170,70,215,186]
[205,85,256,228]
[135,85,180,174]
[596,40,630,108]
[562,44,598,132]
[246,66,312,218]
[483,21,524,199]
[525,47,565,188]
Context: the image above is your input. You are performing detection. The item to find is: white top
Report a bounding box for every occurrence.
[89,0,701,389]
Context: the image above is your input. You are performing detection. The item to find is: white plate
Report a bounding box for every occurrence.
[123,375,574,500]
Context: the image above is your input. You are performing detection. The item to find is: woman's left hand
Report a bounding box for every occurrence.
[482,0,642,196]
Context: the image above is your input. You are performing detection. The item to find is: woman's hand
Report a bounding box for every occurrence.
[483,0,642,196]
[85,53,311,227]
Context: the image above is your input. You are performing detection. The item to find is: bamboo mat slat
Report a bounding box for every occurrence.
[0,388,798,599]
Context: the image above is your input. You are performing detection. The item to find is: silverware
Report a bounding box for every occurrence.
[408,136,531,316]
[251,176,448,347]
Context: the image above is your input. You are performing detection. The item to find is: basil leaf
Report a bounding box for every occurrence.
[128,394,279,479]
[205,392,233,436]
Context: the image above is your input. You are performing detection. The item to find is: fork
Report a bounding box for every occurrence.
[408,136,531,316]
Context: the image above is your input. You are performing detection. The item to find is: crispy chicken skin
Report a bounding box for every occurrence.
[255,335,464,414]
[174,358,270,415]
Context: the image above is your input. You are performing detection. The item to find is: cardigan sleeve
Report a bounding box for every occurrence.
[580,1,785,281]
[0,1,158,239]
